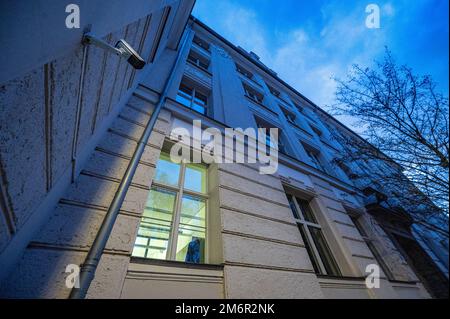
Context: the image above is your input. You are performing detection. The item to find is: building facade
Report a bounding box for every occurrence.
[0,1,448,299]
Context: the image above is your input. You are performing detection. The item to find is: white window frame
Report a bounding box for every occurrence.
[243,84,264,104]
[176,83,208,115]
[134,158,209,263]
[288,195,341,276]
[187,50,210,71]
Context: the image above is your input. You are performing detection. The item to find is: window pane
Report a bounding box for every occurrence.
[309,227,341,276]
[298,224,321,274]
[192,102,206,114]
[179,84,193,95]
[194,91,207,104]
[199,60,209,69]
[187,55,197,64]
[132,188,177,260]
[351,216,368,237]
[176,92,192,108]
[175,195,206,263]
[132,246,146,258]
[184,163,207,193]
[306,150,326,172]
[297,199,317,223]
[154,153,181,186]
[286,194,300,219]
[351,216,395,280]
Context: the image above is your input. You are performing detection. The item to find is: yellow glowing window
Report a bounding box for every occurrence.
[132,153,208,264]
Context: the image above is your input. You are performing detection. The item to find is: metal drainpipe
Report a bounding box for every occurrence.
[69,27,192,299]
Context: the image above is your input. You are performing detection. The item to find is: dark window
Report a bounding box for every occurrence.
[304,147,328,173]
[282,107,297,126]
[311,126,323,138]
[296,198,317,223]
[236,64,254,80]
[193,36,210,52]
[298,224,321,274]
[268,85,280,97]
[187,50,210,70]
[243,84,264,104]
[350,216,395,280]
[287,195,341,277]
[295,103,317,123]
[254,117,286,152]
[309,226,341,276]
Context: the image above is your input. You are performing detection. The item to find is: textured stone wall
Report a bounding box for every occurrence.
[0,89,171,298]
[0,14,156,280]
[217,162,324,299]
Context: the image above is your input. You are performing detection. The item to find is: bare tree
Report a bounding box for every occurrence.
[330,50,449,233]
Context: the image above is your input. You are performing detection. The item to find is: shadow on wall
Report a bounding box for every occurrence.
[0,16,152,295]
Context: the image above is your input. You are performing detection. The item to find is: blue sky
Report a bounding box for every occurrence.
[193,0,449,129]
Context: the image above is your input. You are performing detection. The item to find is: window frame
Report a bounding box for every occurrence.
[281,107,297,125]
[304,146,328,173]
[287,195,342,276]
[133,155,210,263]
[176,82,209,115]
[236,63,254,80]
[187,50,210,71]
[243,83,264,104]
[193,35,210,52]
[254,116,286,152]
[295,103,317,123]
[268,85,281,97]
[350,215,396,281]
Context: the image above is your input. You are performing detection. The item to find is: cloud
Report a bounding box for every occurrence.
[383,3,396,17]
[192,0,441,132]
[195,1,388,108]
[268,2,388,109]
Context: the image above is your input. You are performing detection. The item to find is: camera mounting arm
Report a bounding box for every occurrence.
[82,33,146,69]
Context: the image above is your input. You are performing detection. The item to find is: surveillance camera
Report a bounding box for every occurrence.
[115,39,146,70]
[83,33,146,70]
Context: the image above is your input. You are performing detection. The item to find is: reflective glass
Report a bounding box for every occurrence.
[175,195,206,263]
[132,188,176,260]
[184,164,207,193]
[154,153,181,186]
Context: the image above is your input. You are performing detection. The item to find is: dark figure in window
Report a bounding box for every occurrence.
[185,237,201,263]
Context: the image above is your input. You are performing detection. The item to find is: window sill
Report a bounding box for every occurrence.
[245,95,278,116]
[388,279,419,285]
[192,42,211,55]
[130,257,224,271]
[187,60,212,77]
[316,274,367,281]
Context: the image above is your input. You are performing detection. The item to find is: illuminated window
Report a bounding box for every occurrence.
[286,194,341,276]
[132,153,208,264]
